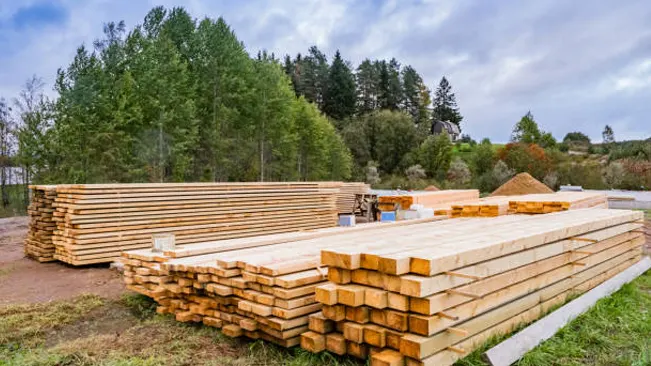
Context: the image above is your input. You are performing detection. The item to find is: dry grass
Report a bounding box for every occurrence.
[0,293,361,366]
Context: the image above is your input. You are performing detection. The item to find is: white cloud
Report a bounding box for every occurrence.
[1,0,650,142]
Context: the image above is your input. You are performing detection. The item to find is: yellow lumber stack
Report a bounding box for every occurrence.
[121,216,447,347]
[336,182,371,214]
[46,182,340,265]
[307,209,644,365]
[24,185,58,262]
[508,192,608,214]
[450,196,511,218]
[378,190,479,211]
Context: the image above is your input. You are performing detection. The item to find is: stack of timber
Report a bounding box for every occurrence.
[24,185,58,262]
[337,182,371,214]
[50,182,340,265]
[449,196,511,218]
[509,191,608,214]
[305,209,645,365]
[121,216,448,347]
[378,190,479,211]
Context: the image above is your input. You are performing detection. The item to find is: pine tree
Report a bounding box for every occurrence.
[323,50,356,121]
[386,58,403,110]
[602,125,615,144]
[401,65,431,125]
[355,59,379,115]
[432,76,463,128]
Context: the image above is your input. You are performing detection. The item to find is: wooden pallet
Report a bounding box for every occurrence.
[305,209,644,365]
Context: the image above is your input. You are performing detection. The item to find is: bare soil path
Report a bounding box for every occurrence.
[0,216,126,305]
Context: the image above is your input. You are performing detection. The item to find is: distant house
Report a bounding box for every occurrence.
[432,120,460,141]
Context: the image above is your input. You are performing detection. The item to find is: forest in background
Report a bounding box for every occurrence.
[1,6,651,217]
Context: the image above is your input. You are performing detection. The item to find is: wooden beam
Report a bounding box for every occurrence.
[483,257,651,366]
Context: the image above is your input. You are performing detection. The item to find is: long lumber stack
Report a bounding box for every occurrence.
[49,182,340,265]
[24,185,58,262]
[121,216,448,347]
[509,191,608,214]
[305,209,645,365]
[336,183,371,214]
[378,190,479,211]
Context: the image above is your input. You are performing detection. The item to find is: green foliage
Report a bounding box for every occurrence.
[511,111,557,149]
[470,139,496,176]
[602,124,615,144]
[498,143,551,180]
[15,7,352,184]
[432,76,463,127]
[342,110,422,175]
[563,132,591,144]
[418,132,453,179]
[322,50,356,121]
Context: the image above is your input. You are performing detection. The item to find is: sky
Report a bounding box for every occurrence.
[1,0,650,143]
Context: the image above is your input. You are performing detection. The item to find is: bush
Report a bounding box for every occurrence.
[497,143,551,180]
[447,158,471,187]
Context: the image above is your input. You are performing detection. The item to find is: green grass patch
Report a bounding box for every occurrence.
[455,269,651,366]
[1,293,362,366]
[0,294,105,349]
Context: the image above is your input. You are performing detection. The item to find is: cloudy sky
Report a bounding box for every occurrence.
[1,0,650,142]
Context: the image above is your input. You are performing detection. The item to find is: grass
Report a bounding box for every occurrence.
[454,269,651,366]
[0,293,362,366]
[1,269,649,365]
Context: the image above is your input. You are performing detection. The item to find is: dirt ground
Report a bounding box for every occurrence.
[0,216,126,305]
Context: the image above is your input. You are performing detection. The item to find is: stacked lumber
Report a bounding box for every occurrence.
[450,196,511,218]
[50,182,340,265]
[509,192,608,214]
[121,216,448,347]
[378,190,479,211]
[336,182,371,214]
[24,185,58,262]
[306,209,645,365]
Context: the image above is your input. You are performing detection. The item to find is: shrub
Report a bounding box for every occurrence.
[447,158,471,187]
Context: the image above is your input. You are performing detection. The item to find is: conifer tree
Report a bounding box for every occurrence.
[432,76,463,128]
[323,50,356,121]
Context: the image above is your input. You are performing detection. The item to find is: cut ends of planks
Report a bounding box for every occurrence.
[483,256,651,366]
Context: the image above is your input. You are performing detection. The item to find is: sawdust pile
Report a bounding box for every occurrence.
[490,172,554,196]
[424,185,440,191]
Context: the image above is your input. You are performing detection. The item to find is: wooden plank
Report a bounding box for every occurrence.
[483,256,651,366]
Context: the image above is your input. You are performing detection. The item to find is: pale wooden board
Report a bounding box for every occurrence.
[483,256,651,366]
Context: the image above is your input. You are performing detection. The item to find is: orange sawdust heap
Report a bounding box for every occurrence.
[490,172,553,196]
[424,185,440,191]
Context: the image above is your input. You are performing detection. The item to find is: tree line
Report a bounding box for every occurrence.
[0,5,466,195]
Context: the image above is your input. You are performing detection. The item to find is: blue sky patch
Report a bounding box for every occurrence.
[9,2,68,29]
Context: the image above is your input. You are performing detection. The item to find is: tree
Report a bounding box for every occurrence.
[432,76,462,128]
[14,76,52,204]
[402,65,431,126]
[323,50,356,121]
[511,111,542,143]
[470,138,496,175]
[341,110,421,174]
[602,125,615,144]
[0,98,13,207]
[355,59,379,115]
[418,132,452,179]
[17,6,353,186]
[563,132,591,144]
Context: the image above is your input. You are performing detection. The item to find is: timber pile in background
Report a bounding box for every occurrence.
[336,183,371,214]
[304,209,644,365]
[121,216,447,347]
[26,182,349,266]
[24,185,58,262]
[377,190,480,212]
